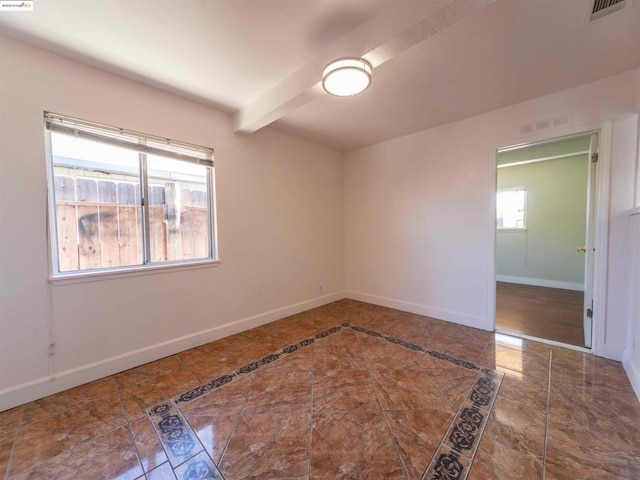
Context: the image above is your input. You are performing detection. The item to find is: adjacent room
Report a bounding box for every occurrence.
[495,135,593,347]
[1,1,640,479]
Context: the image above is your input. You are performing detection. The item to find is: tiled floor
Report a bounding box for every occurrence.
[1,299,639,479]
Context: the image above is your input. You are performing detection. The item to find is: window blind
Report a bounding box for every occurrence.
[45,112,214,167]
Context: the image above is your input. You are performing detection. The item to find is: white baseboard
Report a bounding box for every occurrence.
[0,291,345,411]
[622,350,640,402]
[594,343,624,361]
[345,291,491,331]
[496,275,584,291]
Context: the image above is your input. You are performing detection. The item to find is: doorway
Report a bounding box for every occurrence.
[494,133,598,348]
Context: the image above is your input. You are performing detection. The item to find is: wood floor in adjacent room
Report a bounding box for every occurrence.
[496,282,585,347]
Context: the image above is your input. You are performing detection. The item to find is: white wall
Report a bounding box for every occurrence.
[2,35,639,411]
[344,70,639,360]
[636,64,640,208]
[0,37,345,410]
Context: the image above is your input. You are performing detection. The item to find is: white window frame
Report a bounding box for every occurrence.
[45,112,219,284]
[496,186,527,231]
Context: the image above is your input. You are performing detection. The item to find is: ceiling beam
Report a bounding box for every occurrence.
[233,0,496,135]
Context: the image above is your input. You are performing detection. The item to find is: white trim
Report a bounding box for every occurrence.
[624,207,640,401]
[623,349,640,402]
[345,291,490,331]
[598,343,624,361]
[496,275,584,292]
[45,117,218,279]
[49,259,221,285]
[0,291,345,411]
[591,121,612,358]
[487,140,498,341]
[497,150,589,169]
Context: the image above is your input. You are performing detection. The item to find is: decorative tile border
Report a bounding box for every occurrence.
[146,322,500,480]
[148,401,205,468]
[166,323,478,409]
[170,325,347,406]
[422,368,503,480]
[350,324,478,370]
[173,451,224,480]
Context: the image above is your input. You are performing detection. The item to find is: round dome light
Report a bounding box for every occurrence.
[322,57,372,97]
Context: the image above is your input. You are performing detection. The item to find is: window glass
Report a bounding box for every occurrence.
[51,132,144,272]
[147,155,210,262]
[47,115,216,277]
[497,188,526,229]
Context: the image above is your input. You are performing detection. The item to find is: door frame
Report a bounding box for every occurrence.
[583,132,599,348]
[488,121,612,355]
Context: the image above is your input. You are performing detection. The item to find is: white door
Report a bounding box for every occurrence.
[583,133,598,348]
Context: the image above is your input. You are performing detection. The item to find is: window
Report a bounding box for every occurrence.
[45,113,217,278]
[496,187,526,229]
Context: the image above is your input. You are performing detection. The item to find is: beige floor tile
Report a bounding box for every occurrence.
[385,409,454,479]
[20,378,117,425]
[180,374,254,417]
[370,368,454,411]
[220,412,310,480]
[496,367,549,412]
[311,410,404,479]
[546,414,640,480]
[3,300,638,480]
[467,436,543,480]
[189,414,237,464]
[243,370,312,413]
[313,369,379,412]
[129,417,168,473]
[481,396,546,461]
[9,394,127,476]
[9,426,142,480]
[118,366,200,421]
[479,343,549,380]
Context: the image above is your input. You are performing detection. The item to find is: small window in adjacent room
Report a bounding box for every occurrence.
[45,112,217,278]
[497,187,526,229]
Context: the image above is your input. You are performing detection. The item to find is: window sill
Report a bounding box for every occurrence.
[497,228,528,232]
[49,259,220,286]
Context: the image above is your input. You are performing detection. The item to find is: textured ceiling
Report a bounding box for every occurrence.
[1,0,639,151]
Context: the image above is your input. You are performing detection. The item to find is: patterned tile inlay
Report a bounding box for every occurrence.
[148,403,204,468]
[172,325,347,406]
[174,450,223,480]
[422,368,503,480]
[145,323,501,479]
[351,324,478,370]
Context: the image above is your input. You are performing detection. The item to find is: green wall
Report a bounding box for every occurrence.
[496,153,588,288]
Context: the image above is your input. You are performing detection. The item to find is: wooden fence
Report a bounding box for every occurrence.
[54,176,208,272]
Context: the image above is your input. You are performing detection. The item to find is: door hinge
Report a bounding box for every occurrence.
[587,307,593,319]
[591,152,599,163]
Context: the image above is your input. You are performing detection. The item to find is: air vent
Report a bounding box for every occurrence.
[590,0,626,20]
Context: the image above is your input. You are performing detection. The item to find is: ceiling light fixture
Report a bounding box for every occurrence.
[322,57,372,97]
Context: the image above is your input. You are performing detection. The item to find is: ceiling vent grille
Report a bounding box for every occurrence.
[590,0,626,20]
